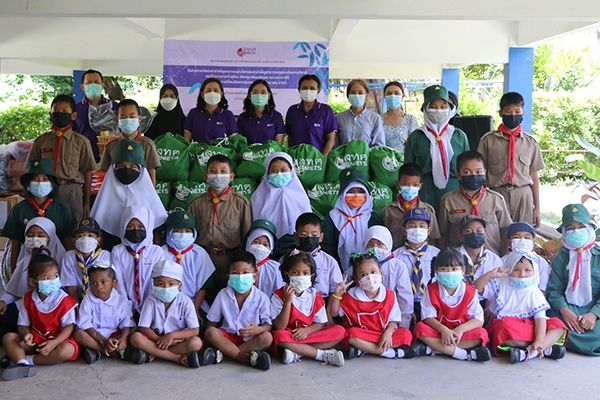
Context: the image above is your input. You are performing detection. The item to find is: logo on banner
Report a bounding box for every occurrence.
[237,47,257,57]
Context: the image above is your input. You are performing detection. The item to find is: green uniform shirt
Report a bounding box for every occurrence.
[322,213,384,266]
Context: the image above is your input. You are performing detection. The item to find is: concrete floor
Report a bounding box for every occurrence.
[0,351,596,400]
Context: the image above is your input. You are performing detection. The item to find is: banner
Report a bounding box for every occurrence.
[163,40,329,115]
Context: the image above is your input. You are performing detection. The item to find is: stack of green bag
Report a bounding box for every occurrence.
[169,181,209,210]
[155,181,172,209]
[287,143,326,188]
[154,132,191,209]
[324,139,369,182]
[189,143,237,181]
[306,182,340,220]
[368,146,403,189]
[236,140,282,179]
[368,181,394,218]
[231,177,258,199]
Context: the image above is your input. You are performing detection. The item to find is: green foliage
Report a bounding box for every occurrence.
[330,101,350,115]
[0,75,72,105]
[534,44,599,91]
[462,64,503,81]
[575,136,600,181]
[0,105,49,143]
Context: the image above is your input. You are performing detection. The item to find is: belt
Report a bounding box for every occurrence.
[58,180,83,186]
[493,184,529,190]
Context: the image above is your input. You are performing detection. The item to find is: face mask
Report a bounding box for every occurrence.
[170,232,195,250]
[51,112,73,128]
[118,118,140,134]
[207,174,231,190]
[125,228,146,244]
[251,94,269,108]
[436,271,463,289]
[426,108,450,124]
[460,174,486,191]
[511,238,534,252]
[400,186,419,201]
[463,232,486,249]
[502,114,523,130]
[406,228,428,244]
[385,95,402,110]
[228,273,255,294]
[84,83,103,99]
[345,194,367,209]
[75,236,98,254]
[37,277,61,296]
[348,94,366,108]
[153,285,180,303]
[115,168,140,185]
[359,274,382,292]
[297,236,320,252]
[160,97,178,111]
[564,228,591,248]
[203,92,222,106]
[25,236,49,250]
[28,181,53,198]
[370,247,389,261]
[268,172,293,188]
[289,275,312,293]
[249,243,270,262]
[509,276,536,289]
[300,90,318,102]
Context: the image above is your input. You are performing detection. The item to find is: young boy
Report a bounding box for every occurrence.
[61,217,111,301]
[204,251,273,371]
[503,221,550,291]
[393,208,440,321]
[99,99,161,185]
[73,260,135,364]
[27,94,97,220]
[383,163,441,249]
[438,150,512,255]
[129,260,202,368]
[477,92,544,227]
[188,154,252,293]
[457,215,503,285]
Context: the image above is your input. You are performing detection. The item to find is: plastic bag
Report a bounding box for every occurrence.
[155,181,171,209]
[369,146,403,189]
[89,102,117,135]
[236,141,282,179]
[307,182,340,220]
[231,177,257,199]
[189,144,236,182]
[324,139,369,182]
[155,133,190,181]
[287,143,326,188]
[169,181,209,210]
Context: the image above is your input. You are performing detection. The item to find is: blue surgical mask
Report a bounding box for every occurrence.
[28,181,53,198]
[228,273,255,294]
[169,232,195,251]
[564,228,591,248]
[84,83,103,99]
[37,277,62,296]
[509,276,536,289]
[436,271,463,289]
[118,118,140,134]
[153,285,180,303]
[348,94,366,108]
[385,95,402,110]
[370,247,389,261]
[268,172,293,188]
[400,186,419,201]
[251,94,269,108]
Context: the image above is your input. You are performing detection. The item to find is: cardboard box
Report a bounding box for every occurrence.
[0,195,24,232]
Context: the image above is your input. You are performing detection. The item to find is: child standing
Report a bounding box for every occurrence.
[271,252,346,366]
[245,219,285,296]
[503,222,550,291]
[457,215,503,285]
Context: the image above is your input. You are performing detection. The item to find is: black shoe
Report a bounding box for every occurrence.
[186,351,200,368]
[249,351,271,371]
[510,347,527,364]
[397,345,415,359]
[545,345,566,360]
[469,346,491,362]
[410,341,432,357]
[0,356,10,369]
[83,348,101,364]
[127,348,149,365]
[347,345,363,360]
[201,347,216,366]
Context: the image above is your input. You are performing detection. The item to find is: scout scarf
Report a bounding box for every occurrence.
[562,224,597,306]
[497,123,522,184]
[27,197,54,217]
[76,248,103,295]
[422,106,456,190]
[406,242,428,296]
[460,186,486,216]
[208,186,232,226]
[465,246,488,284]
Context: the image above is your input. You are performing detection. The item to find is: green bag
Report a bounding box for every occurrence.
[236,141,282,179]
[211,134,248,153]
[189,143,236,182]
[169,181,209,210]
[367,181,394,218]
[369,146,404,189]
[324,139,369,182]
[307,182,340,220]
[154,133,190,181]
[287,143,326,188]
[155,181,171,209]
[231,177,257,199]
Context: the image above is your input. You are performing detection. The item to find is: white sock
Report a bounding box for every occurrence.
[424,346,434,356]
[315,349,324,361]
[381,348,396,359]
[527,349,539,360]
[16,358,29,366]
[25,355,35,366]
[544,347,554,356]
[395,348,406,358]
[452,347,468,360]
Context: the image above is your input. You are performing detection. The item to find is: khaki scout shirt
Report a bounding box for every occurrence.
[383,198,441,250]
[477,130,544,188]
[99,136,161,171]
[27,129,96,184]
[438,188,512,254]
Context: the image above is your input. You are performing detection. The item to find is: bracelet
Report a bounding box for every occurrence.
[331,293,343,300]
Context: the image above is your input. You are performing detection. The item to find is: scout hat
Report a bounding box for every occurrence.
[557,204,596,232]
[403,207,431,224]
[112,139,145,167]
[421,85,453,111]
[459,214,487,232]
[507,222,536,238]
[152,259,184,282]
[339,168,369,193]
[74,217,101,236]
[20,159,58,187]
[165,210,196,232]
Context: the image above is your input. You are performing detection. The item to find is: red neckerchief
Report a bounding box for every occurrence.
[572,242,596,289]
[208,186,232,226]
[336,208,364,233]
[254,256,270,287]
[426,123,450,178]
[460,186,486,216]
[398,195,419,212]
[497,123,522,184]
[51,123,72,170]
[167,245,194,264]
[27,197,54,217]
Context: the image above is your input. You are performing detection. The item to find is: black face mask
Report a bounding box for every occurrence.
[51,112,73,129]
[297,236,320,252]
[461,174,486,191]
[502,114,523,130]
[115,168,140,185]
[463,232,486,249]
[125,228,146,244]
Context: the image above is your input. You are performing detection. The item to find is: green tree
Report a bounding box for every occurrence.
[534,43,599,91]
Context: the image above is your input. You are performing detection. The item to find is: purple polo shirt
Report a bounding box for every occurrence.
[75,96,118,162]
[184,107,237,143]
[237,110,285,144]
[285,101,338,152]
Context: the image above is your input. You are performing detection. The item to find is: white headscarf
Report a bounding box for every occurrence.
[245,228,275,254]
[421,103,457,190]
[329,182,373,273]
[251,152,311,238]
[91,164,167,236]
[562,224,597,307]
[119,205,156,252]
[365,225,393,256]
[5,217,66,299]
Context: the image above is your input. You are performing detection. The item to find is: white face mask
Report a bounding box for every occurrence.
[426,108,450,124]
[203,91,222,106]
[206,174,231,190]
[511,238,534,252]
[359,274,382,292]
[25,236,48,250]
[300,90,318,102]
[75,236,98,254]
[406,228,428,244]
[289,275,312,293]
[248,243,270,262]
[160,97,177,111]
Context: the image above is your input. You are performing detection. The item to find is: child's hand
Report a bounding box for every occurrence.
[117,338,127,352]
[156,333,175,350]
[283,285,296,302]
[37,339,57,356]
[578,313,598,331]
[22,333,34,347]
[0,300,7,315]
[451,326,464,343]
[561,308,584,334]
[488,267,508,279]
[441,327,456,347]
[378,331,393,351]
[334,274,353,297]
[108,338,120,353]
[239,322,260,337]
[530,341,545,358]
[291,327,310,341]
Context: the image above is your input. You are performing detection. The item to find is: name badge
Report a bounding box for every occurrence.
[313,123,321,127]
[449,209,466,215]
[266,123,274,127]
[216,121,224,125]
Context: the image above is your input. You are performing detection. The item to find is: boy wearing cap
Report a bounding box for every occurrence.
[404,85,470,211]
[458,215,502,286]
[61,217,111,301]
[129,260,203,368]
[74,260,135,364]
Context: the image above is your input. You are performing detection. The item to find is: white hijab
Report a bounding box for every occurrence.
[119,205,156,252]
[91,164,167,236]
[562,224,597,307]
[5,217,66,299]
[421,103,457,190]
[365,225,393,257]
[251,152,311,238]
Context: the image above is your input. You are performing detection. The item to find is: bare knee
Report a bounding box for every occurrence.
[256,331,273,348]
[187,336,202,351]
[56,342,76,361]
[204,327,220,343]
[130,331,146,347]
[72,329,86,342]
[2,332,19,347]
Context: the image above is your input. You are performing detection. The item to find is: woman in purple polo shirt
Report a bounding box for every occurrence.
[237,79,285,144]
[183,78,237,143]
[284,74,338,156]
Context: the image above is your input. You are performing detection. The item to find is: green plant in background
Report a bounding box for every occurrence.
[0,105,49,143]
[575,136,600,181]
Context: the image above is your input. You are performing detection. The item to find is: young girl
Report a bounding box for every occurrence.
[271,252,345,366]
[412,248,490,362]
[245,219,285,296]
[1,249,78,381]
[145,83,186,140]
[330,253,413,359]
[477,251,567,363]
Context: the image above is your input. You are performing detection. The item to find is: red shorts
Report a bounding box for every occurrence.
[31,331,79,361]
[413,321,489,346]
[219,328,244,346]
[273,324,346,347]
[487,317,567,356]
[343,326,412,348]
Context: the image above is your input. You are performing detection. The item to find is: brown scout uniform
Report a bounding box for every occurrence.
[99,136,161,171]
[383,198,441,250]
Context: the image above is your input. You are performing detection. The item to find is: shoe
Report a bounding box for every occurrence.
[186,351,200,368]
[545,345,566,360]
[468,346,491,362]
[83,348,101,365]
[1,364,37,381]
[321,349,344,367]
[410,341,432,357]
[249,351,271,371]
[200,347,219,366]
[347,345,363,360]
[127,348,149,365]
[397,345,415,359]
[282,349,301,365]
[510,347,527,364]
[0,356,10,369]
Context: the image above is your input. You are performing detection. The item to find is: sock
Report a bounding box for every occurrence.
[424,346,433,356]
[315,349,324,361]
[544,347,554,356]
[452,347,468,360]
[527,349,539,360]
[514,348,528,362]
[381,348,396,359]
[25,355,35,366]
[395,348,406,358]
[16,358,29,366]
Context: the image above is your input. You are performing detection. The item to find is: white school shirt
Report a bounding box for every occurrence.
[60,249,111,289]
[337,286,402,323]
[483,278,549,320]
[112,243,165,314]
[379,256,414,328]
[312,250,343,296]
[270,286,328,323]
[206,286,272,337]
[17,289,77,327]
[77,290,135,337]
[256,259,285,297]
[459,245,503,282]
[138,292,199,335]
[420,280,484,323]
[393,244,440,302]
[501,252,550,291]
[161,244,216,298]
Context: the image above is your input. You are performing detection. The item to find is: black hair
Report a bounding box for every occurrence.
[159,83,179,99]
[298,74,321,90]
[346,79,369,97]
[229,250,256,272]
[448,91,459,109]
[279,253,317,286]
[28,248,59,280]
[117,99,141,114]
[206,154,232,170]
[383,81,405,97]
[432,248,465,271]
[398,162,422,180]
[295,212,322,232]
[456,150,485,171]
[269,156,292,170]
[81,69,103,83]
[88,265,117,280]
[350,253,380,279]
[499,92,524,111]
[50,94,76,113]
[243,79,276,115]
[196,78,229,110]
